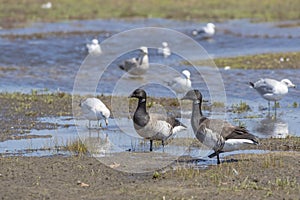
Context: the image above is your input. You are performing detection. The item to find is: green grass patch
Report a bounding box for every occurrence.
[212,101,225,108]
[231,101,251,113]
[213,52,300,69]
[65,139,88,156]
[1,0,300,28]
[292,102,298,108]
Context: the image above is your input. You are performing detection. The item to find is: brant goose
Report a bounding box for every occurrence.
[167,70,192,94]
[119,47,149,76]
[79,97,110,128]
[182,90,258,164]
[157,42,171,58]
[86,39,102,55]
[192,23,216,38]
[129,88,187,151]
[249,78,296,113]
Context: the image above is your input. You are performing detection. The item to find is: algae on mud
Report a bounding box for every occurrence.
[0,92,72,141]
[188,52,300,69]
[214,52,300,69]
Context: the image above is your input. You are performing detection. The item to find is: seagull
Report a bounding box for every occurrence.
[41,2,52,9]
[192,23,216,38]
[167,70,192,94]
[224,66,231,70]
[129,89,187,151]
[182,90,259,164]
[157,42,171,58]
[86,39,102,55]
[79,97,110,128]
[119,47,149,76]
[249,78,296,113]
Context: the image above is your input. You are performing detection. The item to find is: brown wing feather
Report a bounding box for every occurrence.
[225,126,258,143]
[204,119,258,144]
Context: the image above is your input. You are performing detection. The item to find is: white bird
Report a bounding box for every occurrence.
[224,66,231,70]
[192,23,216,38]
[167,70,192,94]
[86,39,102,55]
[157,42,171,58]
[249,78,296,113]
[129,89,187,151]
[182,90,259,164]
[41,2,52,9]
[119,47,149,76]
[79,98,110,128]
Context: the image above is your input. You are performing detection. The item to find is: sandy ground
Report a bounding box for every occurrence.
[0,152,299,200]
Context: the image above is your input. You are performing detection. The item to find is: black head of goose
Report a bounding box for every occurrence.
[129,88,187,151]
[182,90,259,164]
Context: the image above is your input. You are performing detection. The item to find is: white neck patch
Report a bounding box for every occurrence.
[194,100,201,104]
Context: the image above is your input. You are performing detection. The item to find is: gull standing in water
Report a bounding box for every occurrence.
[41,2,52,9]
[249,78,296,114]
[192,23,216,38]
[157,42,171,58]
[86,39,102,55]
[167,70,192,95]
[119,47,149,76]
[182,90,259,164]
[79,98,110,128]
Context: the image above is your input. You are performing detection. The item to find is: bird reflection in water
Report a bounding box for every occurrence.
[256,117,288,138]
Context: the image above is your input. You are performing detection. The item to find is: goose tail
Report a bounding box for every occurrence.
[119,64,125,70]
[249,82,255,88]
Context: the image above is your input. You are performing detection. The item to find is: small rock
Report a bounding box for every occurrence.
[232,168,239,176]
[77,180,89,187]
[109,162,120,169]
[80,182,89,187]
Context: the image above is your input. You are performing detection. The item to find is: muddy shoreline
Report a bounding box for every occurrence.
[1,92,299,199]
[0,152,299,199]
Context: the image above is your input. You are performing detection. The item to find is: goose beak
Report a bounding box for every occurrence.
[105,119,109,126]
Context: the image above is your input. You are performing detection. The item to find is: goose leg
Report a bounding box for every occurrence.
[150,140,153,152]
[216,153,221,165]
[268,101,270,114]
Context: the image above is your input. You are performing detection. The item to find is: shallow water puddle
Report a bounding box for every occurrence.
[0,111,298,172]
[0,116,76,156]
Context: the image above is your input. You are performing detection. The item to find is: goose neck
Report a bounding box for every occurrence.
[192,99,203,118]
[136,98,147,112]
[190,99,203,132]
